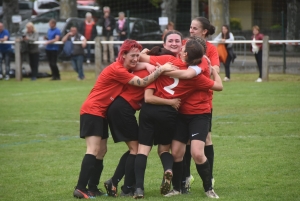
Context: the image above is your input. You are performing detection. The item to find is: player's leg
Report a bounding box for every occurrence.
[158,144,173,195]
[205,110,215,186]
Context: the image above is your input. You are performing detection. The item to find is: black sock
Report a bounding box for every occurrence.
[204,145,214,178]
[76,154,96,190]
[181,156,186,186]
[135,154,147,189]
[184,145,191,177]
[122,154,136,194]
[88,159,103,190]
[172,161,183,191]
[111,150,130,186]
[160,152,173,172]
[195,160,212,192]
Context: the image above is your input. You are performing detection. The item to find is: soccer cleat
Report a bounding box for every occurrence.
[120,190,134,197]
[104,178,118,197]
[133,188,144,199]
[185,175,194,192]
[88,188,106,197]
[164,189,181,197]
[181,185,190,194]
[205,189,219,199]
[160,170,173,195]
[255,78,262,82]
[73,188,94,199]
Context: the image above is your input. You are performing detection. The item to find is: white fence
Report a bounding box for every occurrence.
[2,38,300,81]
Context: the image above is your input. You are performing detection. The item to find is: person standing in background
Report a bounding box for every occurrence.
[0,22,12,80]
[23,22,39,81]
[45,19,61,80]
[62,26,87,81]
[251,25,264,82]
[100,6,116,63]
[214,24,236,81]
[116,12,128,41]
[80,12,97,64]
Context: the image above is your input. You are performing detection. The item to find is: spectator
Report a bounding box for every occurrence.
[0,22,12,80]
[79,12,97,64]
[251,25,264,82]
[214,24,236,81]
[100,6,116,63]
[22,22,39,81]
[162,21,175,40]
[62,26,87,80]
[45,19,61,80]
[116,11,128,41]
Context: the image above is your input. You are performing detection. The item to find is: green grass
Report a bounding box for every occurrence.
[0,72,300,201]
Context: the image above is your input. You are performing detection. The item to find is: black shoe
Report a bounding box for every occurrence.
[160,170,173,195]
[73,188,94,199]
[181,186,190,194]
[104,178,118,197]
[88,188,106,197]
[120,190,134,197]
[133,188,144,199]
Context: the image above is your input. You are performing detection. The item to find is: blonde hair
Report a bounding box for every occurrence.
[252,25,260,32]
[26,22,36,32]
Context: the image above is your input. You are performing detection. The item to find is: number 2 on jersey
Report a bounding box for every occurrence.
[163,77,179,95]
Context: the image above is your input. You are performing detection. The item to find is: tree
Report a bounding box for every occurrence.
[286,0,300,52]
[161,0,178,30]
[208,0,229,38]
[60,0,78,19]
[2,0,19,34]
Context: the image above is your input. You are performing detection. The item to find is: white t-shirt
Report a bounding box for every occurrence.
[70,35,85,41]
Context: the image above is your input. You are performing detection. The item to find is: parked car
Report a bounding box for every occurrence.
[28,5,102,23]
[77,0,98,6]
[32,0,59,17]
[10,18,91,61]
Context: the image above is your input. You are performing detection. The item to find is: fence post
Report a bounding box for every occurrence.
[94,36,103,78]
[14,38,22,81]
[262,36,269,81]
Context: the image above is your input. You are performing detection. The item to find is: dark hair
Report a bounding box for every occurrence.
[193,17,215,37]
[147,46,176,57]
[221,24,230,39]
[117,39,143,63]
[163,30,183,43]
[184,38,203,66]
[189,36,207,54]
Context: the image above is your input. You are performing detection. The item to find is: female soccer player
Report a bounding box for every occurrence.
[72,39,175,199]
[133,38,223,199]
[103,49,179,198]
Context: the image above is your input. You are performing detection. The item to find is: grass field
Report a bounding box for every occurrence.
[0,72,300,201]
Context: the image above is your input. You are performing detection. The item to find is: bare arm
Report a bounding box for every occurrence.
[132,62,156,73]
[212,65,220,73]
[61,33,71,43]
[164,67,200,79]
[128,63,174,87]
[0,36,8,42]
[47,35,60,44]
[82,37,87,48]
[210,67,223,91]
[144,89,181,110]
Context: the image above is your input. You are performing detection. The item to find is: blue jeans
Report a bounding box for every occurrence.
[71,55,84,79]
[85,44,92,60]
[0,52,11,76]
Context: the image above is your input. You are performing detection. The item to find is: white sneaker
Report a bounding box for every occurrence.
[5,75,9,80]
[0,74,3,80]
[205,189,219,199]
[223,77,230,81]
[185,175,194,191]
[86,59,90,64]
[164,189,181,197]
[255,78,262,82]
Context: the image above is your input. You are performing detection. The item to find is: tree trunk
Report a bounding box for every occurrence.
[191,0,199,21]
[60,0,78,19]
[208,0,230,39]
[3,0,19,34]
[161,0,178,30]
[286,0,300,52]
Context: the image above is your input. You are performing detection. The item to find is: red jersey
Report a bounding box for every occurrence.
[80,62,135,117]
[120,69,149,110]
[147,55,214,101]
[179,57,212,114]
[206,41,219,109]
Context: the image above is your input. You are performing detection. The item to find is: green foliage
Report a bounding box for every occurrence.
[0,72,300,201]
[271,24,282,30]
[230,18,242,31]
[149,0,162,8]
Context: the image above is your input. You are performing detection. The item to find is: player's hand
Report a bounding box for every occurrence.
[170,98,181,110]
[140,48,149,54]
[156,62,178,72]
[145,63,157,74]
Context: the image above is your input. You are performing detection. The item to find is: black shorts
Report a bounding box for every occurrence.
[138,103,178,146]
[80,114,109,139]
[173,113,210,143]
[107,96,139,143]
[208,109,213,132]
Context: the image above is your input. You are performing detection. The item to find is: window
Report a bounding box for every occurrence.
[38,2,59,9]
[143,21,160,33]
[19,2,33,10]
[38,10,59,20]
